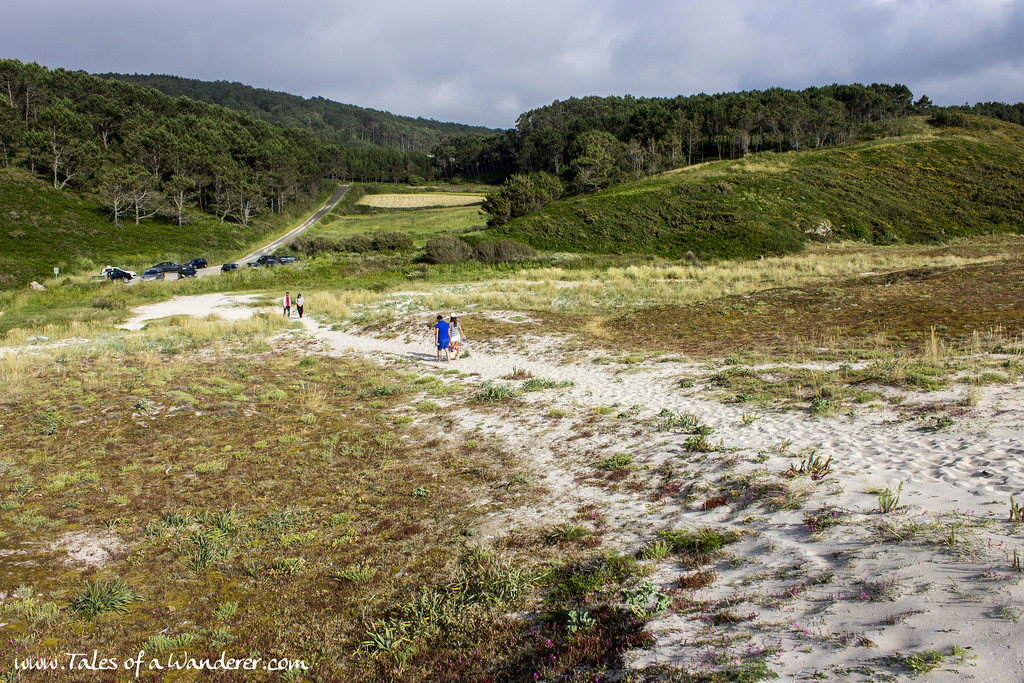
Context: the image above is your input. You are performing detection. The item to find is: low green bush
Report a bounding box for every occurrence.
[424,235,472,264]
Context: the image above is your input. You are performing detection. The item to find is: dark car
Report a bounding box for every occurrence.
[150,261,181,273]
[185,258,208,269]
[104,267,135,282]
[247,255,280,268]
[140,268,165,281]
[220,263,239,273]
[177,264,197,279]
[278,256,299,264]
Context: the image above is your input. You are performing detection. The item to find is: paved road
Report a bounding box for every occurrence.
[196,184,348,277]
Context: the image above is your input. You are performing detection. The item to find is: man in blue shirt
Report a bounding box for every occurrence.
[434,314,451,363]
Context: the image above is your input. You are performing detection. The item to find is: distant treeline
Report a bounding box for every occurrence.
[954,101,1024,126]
[99,73,499,155]
[0,59,442,229]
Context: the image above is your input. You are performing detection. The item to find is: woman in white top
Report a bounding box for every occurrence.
[449,316,463,359]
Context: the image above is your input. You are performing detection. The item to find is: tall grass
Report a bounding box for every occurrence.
[308,243,1005,323]
[0,350,41,399]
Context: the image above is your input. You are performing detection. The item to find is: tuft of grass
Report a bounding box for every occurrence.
[547,522,591,543]
[784,451,833,480]
[474,382,519,403]
[652,408,701,432]
[333,564,378,584]
[878,481,903,513]
[1009,496,1024,523]
[503,366,533,380]
[596,453,633,472]
[70,578,140,619]
[676,569,717,591]
[659,526,740,556]
[904,649,945,675]
[521,377,575,392]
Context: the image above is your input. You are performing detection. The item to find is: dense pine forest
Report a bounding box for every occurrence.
[99,73,499,155]
[435,84,919,184]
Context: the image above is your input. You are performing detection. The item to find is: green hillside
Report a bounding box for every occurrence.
[0,167,323,286]
[486,116,1024,260]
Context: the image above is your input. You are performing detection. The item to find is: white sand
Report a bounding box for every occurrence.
[133,296,1024,679]
[118,293,260,330]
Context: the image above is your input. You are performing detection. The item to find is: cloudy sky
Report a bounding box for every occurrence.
[3,0,1022,128]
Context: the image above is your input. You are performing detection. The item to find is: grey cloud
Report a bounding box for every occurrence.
[1,0,1021,128]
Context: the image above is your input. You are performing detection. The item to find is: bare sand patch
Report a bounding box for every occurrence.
[51,530,124,568]
[119,293,260,330]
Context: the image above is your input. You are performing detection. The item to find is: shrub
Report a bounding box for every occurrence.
[472,239,536,264]
[928,109,968,128]
[371,231,413,251]
[340,233,373,253]
[424,235,472,264]
[482,172,564,226]
[291,234,342,256]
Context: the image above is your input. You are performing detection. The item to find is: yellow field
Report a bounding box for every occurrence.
[357,193,485,208]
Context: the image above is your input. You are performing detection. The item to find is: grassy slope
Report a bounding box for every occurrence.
[0,168,333,286]
[489,116,1024,260]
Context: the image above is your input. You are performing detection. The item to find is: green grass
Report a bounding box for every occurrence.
[489,116,1024,260]
[304,203,487,249]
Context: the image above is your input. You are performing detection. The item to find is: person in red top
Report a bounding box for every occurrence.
[283,292,291,317]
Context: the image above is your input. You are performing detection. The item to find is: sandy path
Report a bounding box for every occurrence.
[302,316,1024,506]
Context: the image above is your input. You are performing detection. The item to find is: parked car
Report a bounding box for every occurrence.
[150,261,181,273]
[102,266,135,282]
[185,258,208,269]
[247,255,280,268]
[140,268,165,281]
[220,263,239,273]
[177,264,197,279]
[278,256,299,264]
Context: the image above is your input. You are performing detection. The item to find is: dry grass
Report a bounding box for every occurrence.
[283,237,1024,377]
[357,193,485,208]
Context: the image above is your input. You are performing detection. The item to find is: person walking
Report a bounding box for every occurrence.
[434,314,451,364]
[283,292,291,317]
[295,293,304,318]
[449,315,464,360]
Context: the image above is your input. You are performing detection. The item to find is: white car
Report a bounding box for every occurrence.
[100,266,137,281]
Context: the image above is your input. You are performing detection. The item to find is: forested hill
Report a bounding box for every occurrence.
[435,83,927,184]
[485,115,1024,260]
[97,73,499,153]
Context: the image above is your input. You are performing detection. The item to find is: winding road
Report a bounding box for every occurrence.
[196,184,348,277]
